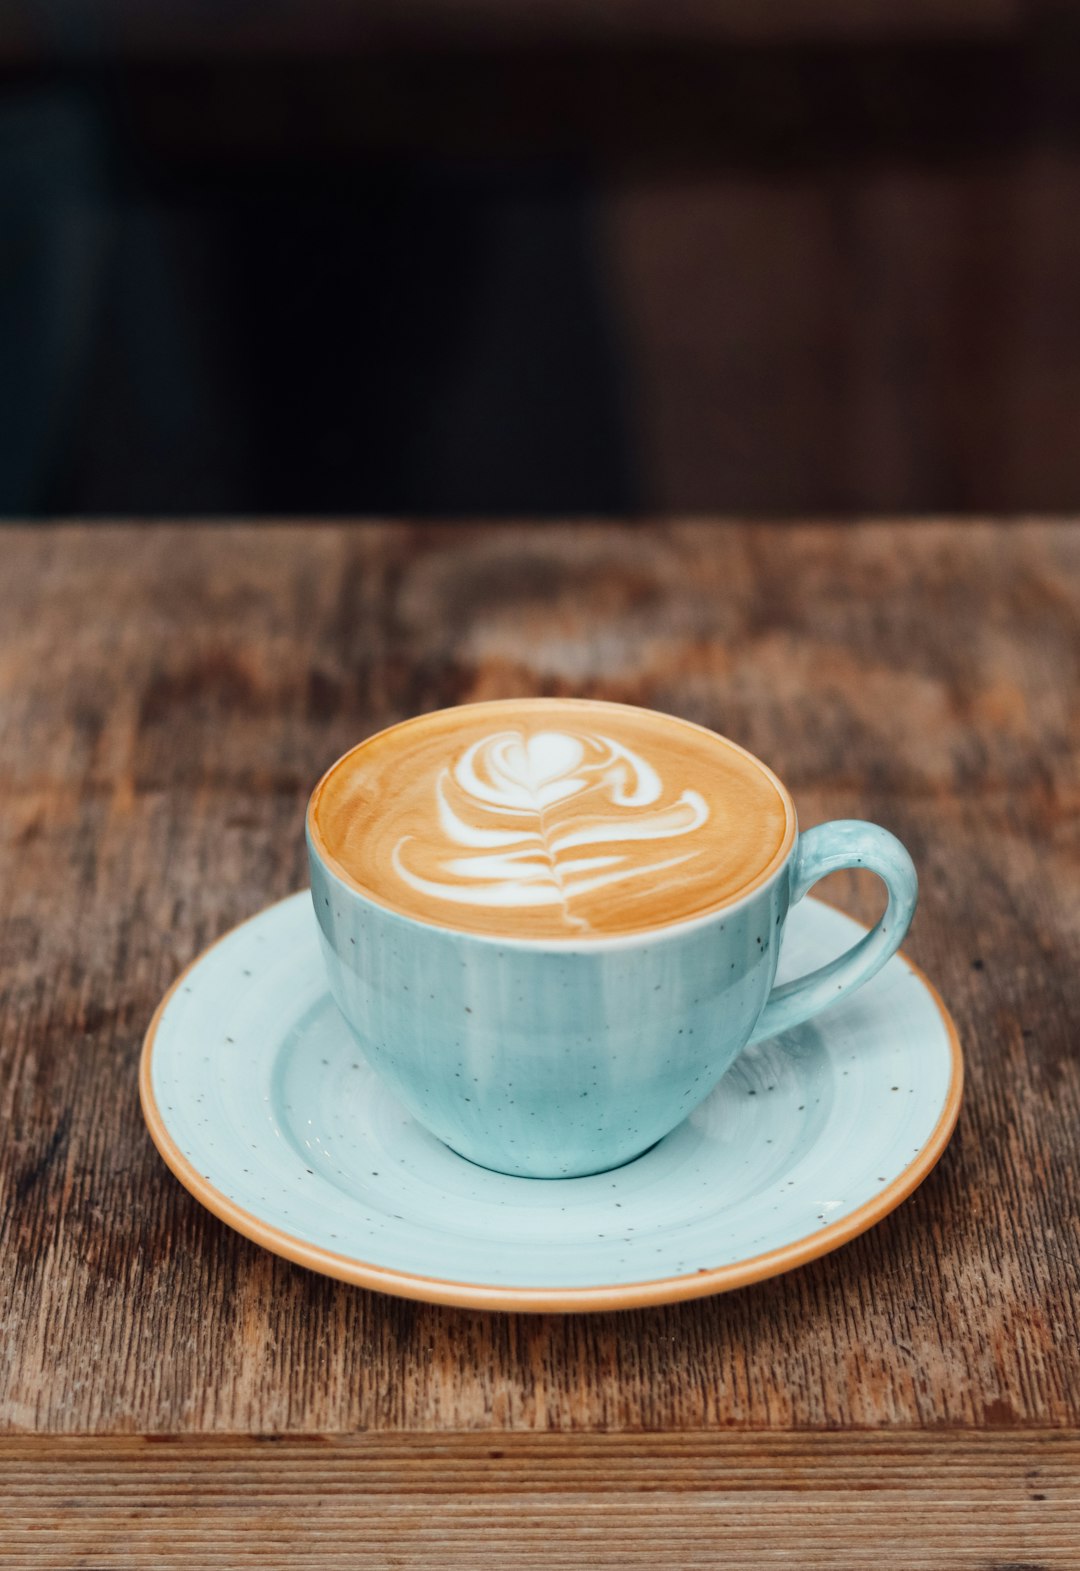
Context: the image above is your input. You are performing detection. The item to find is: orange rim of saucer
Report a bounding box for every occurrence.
[139,894,964,1313]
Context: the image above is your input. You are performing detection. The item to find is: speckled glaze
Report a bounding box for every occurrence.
[139,892,961,1312]
[307,814,918,1178]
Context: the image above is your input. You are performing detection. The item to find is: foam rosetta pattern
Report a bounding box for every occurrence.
[311,700,793,939]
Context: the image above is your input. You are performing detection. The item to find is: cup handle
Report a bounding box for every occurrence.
[748,820,918,1046]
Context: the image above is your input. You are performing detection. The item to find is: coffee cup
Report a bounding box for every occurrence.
[306,698,917,1178]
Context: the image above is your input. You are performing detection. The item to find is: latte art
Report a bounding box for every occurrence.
[310,699,794,939]
[391,729,710,927]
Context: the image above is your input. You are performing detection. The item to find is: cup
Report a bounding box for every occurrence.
[306,701,918,1178]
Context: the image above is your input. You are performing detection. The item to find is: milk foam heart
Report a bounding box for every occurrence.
[310,699,794,939]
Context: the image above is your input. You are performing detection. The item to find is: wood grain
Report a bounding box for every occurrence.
[0,521,1077,1437]
[1,1432,1077,1569]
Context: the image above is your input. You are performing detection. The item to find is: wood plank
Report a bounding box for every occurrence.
[608,150,1080,513]
[0,1433,1076,1569]
[0,521,1077,1435]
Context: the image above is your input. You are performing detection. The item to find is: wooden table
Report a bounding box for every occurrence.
[1,520,1077,1566]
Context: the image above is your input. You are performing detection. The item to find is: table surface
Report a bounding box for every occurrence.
[1,520,1077,1565]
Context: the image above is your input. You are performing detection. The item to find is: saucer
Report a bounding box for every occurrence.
[140,893,962,1312]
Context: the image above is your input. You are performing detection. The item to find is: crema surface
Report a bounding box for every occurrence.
[310,700,794,939]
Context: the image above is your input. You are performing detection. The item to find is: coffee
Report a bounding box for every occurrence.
[309,699,794,940]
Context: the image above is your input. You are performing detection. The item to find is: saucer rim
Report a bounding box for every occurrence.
[139,892,964,1313]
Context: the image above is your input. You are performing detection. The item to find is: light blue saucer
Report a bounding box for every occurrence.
[140,893,962,1311]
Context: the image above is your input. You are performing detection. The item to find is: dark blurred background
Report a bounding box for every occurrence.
[4,1,1080,517]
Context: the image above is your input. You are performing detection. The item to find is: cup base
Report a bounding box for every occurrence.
[442,1136,663,1181]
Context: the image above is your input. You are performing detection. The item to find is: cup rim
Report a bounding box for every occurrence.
[306,697,798,952]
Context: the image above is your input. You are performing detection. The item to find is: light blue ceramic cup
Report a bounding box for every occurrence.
[307,725,917,1179]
